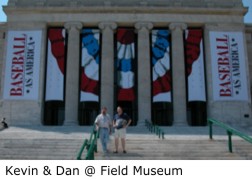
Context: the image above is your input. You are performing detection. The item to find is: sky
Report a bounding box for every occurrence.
[0,0,252,23]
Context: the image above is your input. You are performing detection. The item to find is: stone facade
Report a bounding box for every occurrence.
[0,0,252,126]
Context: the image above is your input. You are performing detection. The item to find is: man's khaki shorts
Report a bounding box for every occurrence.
[114,128,126,138]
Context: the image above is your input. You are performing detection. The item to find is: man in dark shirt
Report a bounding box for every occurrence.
[113,106,132,153]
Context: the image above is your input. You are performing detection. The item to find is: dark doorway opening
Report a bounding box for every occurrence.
[44,101,65,125]
[79,102,99,125]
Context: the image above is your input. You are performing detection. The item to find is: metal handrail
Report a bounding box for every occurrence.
[208,118,252,153]
[76,139,88,160]
[77,124,99,160]
[85,129,99,160]
[145,119,165,139]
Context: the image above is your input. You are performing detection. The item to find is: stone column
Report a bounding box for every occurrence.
[135,22,153,124]
[169,23,187,125]
[64,22,82,125]
[98,22,117,117]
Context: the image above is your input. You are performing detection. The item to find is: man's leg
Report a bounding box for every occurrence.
[121,138,126,152]
[100,129,106,153]
[114,129,119,152]
[104,129,109,152]
[121,128,126,153]
[114,137,119,152]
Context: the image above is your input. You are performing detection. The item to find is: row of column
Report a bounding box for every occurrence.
[63,21,187,125]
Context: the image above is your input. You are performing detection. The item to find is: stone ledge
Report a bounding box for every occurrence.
[7,0,243,8]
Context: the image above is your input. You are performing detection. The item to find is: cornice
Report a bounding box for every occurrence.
[6,0,244,9]
[3,6,248,16]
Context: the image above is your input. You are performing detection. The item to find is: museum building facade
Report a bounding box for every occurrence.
[0,0,252,127]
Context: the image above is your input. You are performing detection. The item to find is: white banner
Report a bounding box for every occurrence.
[210,31,248,101]
[3,31,42,100]
[45,29,66,101]
[185,29,206,102]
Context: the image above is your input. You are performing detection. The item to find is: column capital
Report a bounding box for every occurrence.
[135,22,153,31]
[98,22,117,31]
[64,22,83,31]
[169,23,187,31]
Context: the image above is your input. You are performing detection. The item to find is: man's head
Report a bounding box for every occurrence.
[117,106,123,115]
[101,107,107,115]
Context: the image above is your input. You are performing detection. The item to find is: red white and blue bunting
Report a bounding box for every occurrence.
[185,29,206,102]
[116,28,136,101]
[80,29,100,102]
[45,28,66,101]
[151,30,172,102]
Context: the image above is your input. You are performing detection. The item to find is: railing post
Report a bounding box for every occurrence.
[76,139,88,160]
[162,132,165,139]
[91,151,94,160]
[94,141,98,153]
[227,130,233,153]
[209,120,213,139]
[93,131,97,153]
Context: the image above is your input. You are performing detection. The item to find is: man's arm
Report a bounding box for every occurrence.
[126,119,132,128]
[108,115,113,134]
[94,115,100,131]
[113,115,117,128]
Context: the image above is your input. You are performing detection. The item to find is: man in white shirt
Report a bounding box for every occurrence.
[95,107,112,154]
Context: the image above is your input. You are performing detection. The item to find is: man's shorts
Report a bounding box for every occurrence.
[114,128,126,138]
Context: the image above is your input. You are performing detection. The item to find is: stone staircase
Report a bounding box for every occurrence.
[0,125,252,160]
[0,126,92,160]
[95,125,252,160]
